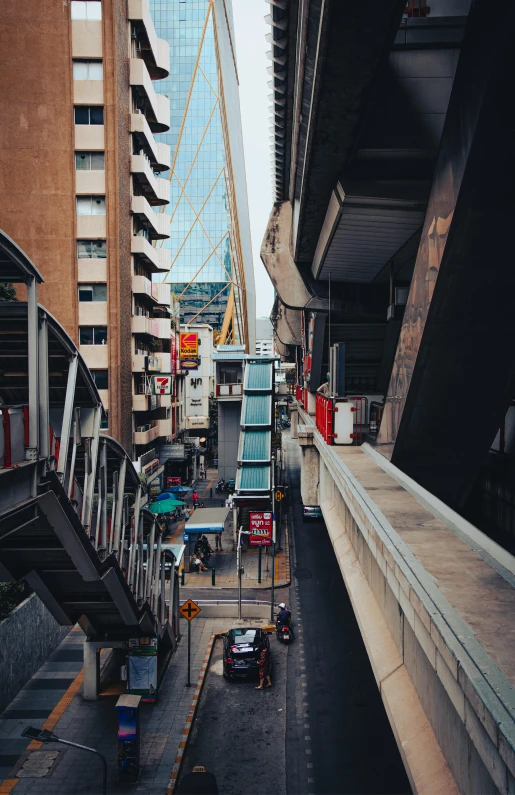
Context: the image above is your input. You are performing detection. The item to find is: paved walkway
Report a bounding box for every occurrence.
[0,617,238,794]
[163,469,289,589]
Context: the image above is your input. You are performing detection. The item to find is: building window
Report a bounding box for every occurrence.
[75,152,105,171]
[71,1,102,20]
[73,60,103,80]
[91,370,108,389]
[76,196,106,215]
[74,106,104,125]
[78,284,107,302]
[77,240,106,259]
[79,326,108,345]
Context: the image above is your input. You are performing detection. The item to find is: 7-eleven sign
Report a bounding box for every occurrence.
[152,375,172,395]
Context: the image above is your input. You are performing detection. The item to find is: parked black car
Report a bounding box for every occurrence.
[223,628,270,680]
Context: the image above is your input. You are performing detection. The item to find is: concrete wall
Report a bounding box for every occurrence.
[313,438,514,795]
[0,594,71,712]
[218,401,241,482]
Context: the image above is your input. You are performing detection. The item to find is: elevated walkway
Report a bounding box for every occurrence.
[236,359,274,496]
[295,403,515,795]
[0,232,178,700]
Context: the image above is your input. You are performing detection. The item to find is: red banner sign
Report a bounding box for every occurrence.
[249,512,272,546]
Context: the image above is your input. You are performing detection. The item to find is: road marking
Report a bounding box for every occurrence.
[305,735,311,741]
[308,777,315,783]
[301,682,307,687]
[307,763,313,769]
[0,780,18,794]
[304,723,310,729]
[305,748,312,755]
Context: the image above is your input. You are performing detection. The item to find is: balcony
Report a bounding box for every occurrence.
[131,236,169,273]
[157,417,173,438]
[131,315,171,340]
[156,352,171,372]
[132,393,149,412]
[132,353,160,372]
[130,59,170,133]
[128,0,170,80]
[132,276,169,306]
[152,282,170,306]
[131,195,169,239]
[216,383,243,398]
[131,155,170,206]
[131,113,170,172]
[134,423,160,445]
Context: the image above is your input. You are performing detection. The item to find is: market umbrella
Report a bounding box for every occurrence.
[166,486,193,494]
[155,492,174,501]
[148,498,185,514]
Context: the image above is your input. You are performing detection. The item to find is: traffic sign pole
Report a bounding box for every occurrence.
[178,598,201,687]
[186,621,191,688]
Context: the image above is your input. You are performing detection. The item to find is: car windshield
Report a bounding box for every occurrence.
[231,629,257,645]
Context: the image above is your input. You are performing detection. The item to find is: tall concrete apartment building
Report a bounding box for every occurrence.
[0,0,177,463]
[150,0,256,352]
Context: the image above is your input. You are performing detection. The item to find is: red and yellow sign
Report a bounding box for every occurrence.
[179,332,198,360]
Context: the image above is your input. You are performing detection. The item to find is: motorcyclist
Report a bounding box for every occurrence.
[276,603,294,638]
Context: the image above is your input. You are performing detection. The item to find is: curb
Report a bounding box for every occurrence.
[165,632,221,794]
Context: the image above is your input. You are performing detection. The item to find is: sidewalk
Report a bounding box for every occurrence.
[163,468,290,589]
[0,617,232,794]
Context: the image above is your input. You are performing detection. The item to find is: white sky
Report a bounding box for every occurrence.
[232,0,275,319]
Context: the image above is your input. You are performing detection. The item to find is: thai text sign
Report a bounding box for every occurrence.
[249,512,272,546]
[179,332,198,360]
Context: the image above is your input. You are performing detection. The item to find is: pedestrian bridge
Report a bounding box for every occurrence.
[0,232,177,698]
[292,402,515,795]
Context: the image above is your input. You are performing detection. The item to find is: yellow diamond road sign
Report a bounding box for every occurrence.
[179,598,201,622]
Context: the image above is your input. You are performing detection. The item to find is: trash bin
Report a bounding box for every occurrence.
[115,694,141,783]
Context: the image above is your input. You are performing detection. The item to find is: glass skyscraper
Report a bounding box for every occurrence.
[150,0,255,351]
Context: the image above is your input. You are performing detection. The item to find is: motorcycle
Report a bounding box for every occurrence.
[276,616,292,643]
[215,479,226,493]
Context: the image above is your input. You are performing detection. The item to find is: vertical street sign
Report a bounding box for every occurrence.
[179,598,201,687]
[249,511,272,546]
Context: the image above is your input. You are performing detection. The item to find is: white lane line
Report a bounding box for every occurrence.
[305,748,312,755]
[304,735,311,741]
[307,763,313,769]
[304,723,310,729]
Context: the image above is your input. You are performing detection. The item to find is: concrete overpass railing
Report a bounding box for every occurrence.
[296,407,515,795]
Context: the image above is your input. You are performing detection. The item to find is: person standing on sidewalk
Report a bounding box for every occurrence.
[215,531,223,552]
[192,489,199,505]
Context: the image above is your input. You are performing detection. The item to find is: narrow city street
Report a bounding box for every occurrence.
[282,433,411,795]
[179,432,412,795]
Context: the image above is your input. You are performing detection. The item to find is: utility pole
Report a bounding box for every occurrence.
[270,456,276,622]
[237,527,250,619]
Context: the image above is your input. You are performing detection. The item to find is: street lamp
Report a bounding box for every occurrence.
[21,727,107,795]
[237,527,251,619]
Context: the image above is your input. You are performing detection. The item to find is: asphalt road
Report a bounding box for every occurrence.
[283,432,411,795]
[178,432,412,795]
[179,636,288,795]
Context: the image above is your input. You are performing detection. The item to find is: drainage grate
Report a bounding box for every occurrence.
[13,748,65,778]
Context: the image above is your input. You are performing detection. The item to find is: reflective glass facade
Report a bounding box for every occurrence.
[150,0,250,337]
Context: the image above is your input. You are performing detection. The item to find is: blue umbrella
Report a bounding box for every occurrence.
[155,492,173,501]
[166,486,193,494]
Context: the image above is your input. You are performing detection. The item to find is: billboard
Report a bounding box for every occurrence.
[179,332,198,360]
[249,512,272,546]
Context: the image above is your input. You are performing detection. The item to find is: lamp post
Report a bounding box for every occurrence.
[21,727,107,795]
[237,527,251,619]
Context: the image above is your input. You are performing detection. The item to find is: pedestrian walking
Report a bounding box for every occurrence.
[255,646,272,689]
[192,489,199,505]
[215,532,223,552]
